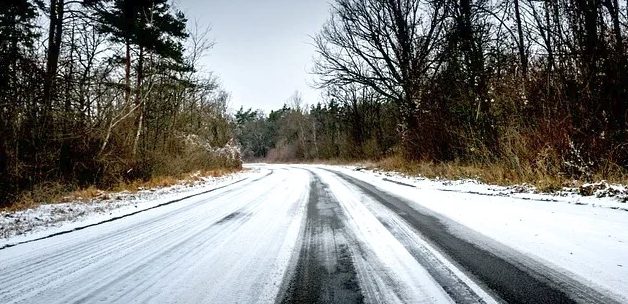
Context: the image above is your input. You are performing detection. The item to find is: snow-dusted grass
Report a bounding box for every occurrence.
[349,165,628,211]
[374,156,628,195]
[321,165,628,300]
[0,169,262,247]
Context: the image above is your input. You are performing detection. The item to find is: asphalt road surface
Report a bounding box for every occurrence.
[0,165,622,303]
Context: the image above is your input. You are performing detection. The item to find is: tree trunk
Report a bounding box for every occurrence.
[0,123,7,181]
[60,20,76,178]
[399,94,421,159]
[125,38,131,105]
[514,0,528,78]
[44,0,64,109]
[132,47,144,156]
[578,0,599,83]
[608,0,623,53]
[545,0,555,73]
[607,0,626,131]
[0,132,8,206]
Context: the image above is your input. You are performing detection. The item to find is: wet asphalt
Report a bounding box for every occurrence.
[277,168,620,304]
[278,176,363,304]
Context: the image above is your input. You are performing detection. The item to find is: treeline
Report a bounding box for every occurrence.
[240,0,628,182]
[0,0,239,207]
[235,91,398,161]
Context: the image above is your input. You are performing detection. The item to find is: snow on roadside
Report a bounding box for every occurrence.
[318,164,628,300]
[0,169,262,247]
[346,166,628,211]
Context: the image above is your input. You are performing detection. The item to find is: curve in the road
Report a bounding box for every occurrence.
[0,170,273,251]
[0,168,306,304]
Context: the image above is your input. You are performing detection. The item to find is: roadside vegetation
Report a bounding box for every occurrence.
[0,0,241,208]
[3,167,241,213]
[3,0,627,208]
[235,0,628,191]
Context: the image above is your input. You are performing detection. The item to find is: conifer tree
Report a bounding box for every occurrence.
[94,0,188,155]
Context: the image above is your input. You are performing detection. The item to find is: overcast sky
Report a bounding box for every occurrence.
[180,0,332,113]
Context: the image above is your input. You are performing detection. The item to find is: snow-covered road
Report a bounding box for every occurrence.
[1,164,626,303]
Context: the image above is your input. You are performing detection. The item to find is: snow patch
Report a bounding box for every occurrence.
[1,169,262,247]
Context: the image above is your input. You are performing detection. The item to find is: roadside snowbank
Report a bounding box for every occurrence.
[1,169,262,247]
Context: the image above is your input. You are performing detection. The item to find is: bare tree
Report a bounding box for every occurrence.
[314,0,446,157]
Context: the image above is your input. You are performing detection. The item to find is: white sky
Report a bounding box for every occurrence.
[180,0,332,113]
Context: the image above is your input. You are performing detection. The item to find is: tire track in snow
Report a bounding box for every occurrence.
[278,174,363,304]
[2,178,270,302]
[0,170,274,290]
[307,169,456,304]
[336,179,490,303]
[329,169,620,304]
[0,168,306,304]
[280,169,453,304]
[0,169,272,251]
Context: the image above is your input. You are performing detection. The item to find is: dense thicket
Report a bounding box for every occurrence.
[0,0,239,206]
[239,0,627,181]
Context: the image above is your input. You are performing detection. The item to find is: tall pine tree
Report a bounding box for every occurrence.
[94,0,188,155]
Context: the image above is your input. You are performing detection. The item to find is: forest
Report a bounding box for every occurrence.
[0,0,240,207]
[1,0,627,207]
[235,0,628,189]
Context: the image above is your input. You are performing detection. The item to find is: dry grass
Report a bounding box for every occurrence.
[111,168,241,192]
[373,155,628,192]
[3,168,242,212]
[65,186,107,201]
[5,182,70,212]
